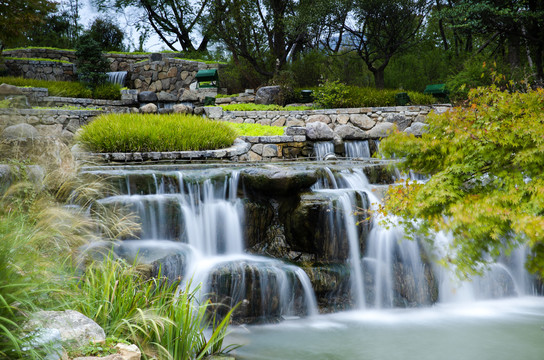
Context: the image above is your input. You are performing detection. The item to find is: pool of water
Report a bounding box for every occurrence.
[228,297,544,360]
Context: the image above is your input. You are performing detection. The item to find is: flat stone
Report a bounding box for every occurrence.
[285,126,306,136]
[204,106,222,119]
[137,91,158,103]
[156,91,177,102]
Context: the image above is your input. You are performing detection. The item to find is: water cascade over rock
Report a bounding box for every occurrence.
[84,161,539,324]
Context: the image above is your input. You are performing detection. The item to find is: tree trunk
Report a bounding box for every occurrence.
[372,68,386,89]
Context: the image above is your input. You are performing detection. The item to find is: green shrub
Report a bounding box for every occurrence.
[314,80,350,108]
[228,122,285,136]
[77,113,238,152]
[220,103,312,111]
[75,34,110,88]
[92,83,121,100]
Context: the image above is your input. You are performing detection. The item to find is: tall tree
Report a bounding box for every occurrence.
[92,0,211,52]
[0,0,57,52]
[86,17,127,52]
[343,0,431,89]
[209,0,324,77]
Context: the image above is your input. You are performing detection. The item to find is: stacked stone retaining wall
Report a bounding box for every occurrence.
[4,58,76,82]
[0,108,102,143]
[205,105,449,138]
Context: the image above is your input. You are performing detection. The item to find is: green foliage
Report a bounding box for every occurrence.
[75,34,109,88]
[215,93,238,98]
[71,255,237,360]
[228,122,285,136]
[0,77,121,99]
[219,103,312,111]
[314,81,435,108]
[77,113,238,152]
[314,80,350,108]
[92,83,121,100]
[86,17,126,52]
[3,46,75,52]
[379,85,544,278]
[67,338,121,358]
[4,57,71,64]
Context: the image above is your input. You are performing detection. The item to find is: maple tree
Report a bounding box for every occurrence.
[379,83,544,278]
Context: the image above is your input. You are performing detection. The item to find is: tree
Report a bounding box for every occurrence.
[75,34,110,87]
[379,84,544,279]
[92,0,211,52]
[342,0,431,89]
[0,0,57,52]
[86,17,126,52]
[209,0,328,77]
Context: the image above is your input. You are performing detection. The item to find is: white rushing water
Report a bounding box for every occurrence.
[97,168,318,321]
[344,140,371,158]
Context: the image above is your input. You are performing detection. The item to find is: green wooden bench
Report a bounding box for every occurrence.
[195,69,219,88]
[423,84,450,103]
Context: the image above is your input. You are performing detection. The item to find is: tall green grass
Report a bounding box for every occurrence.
[71,255,237,360]
[77,113,238,152]
[0,77,121,100]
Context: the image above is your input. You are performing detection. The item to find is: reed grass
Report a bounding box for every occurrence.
[76,113,238,153]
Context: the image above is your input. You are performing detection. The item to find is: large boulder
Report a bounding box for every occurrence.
[334,124,368,140]
[306,122,334,140]
[137,91,158,103]
[0,83,23,95]
[404,121,427,136]
[26,310,105,347]
[367,122,395,138]
[1,123,39,140]
[255,86,280,105]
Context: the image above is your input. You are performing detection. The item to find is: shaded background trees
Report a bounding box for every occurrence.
[2,0,543,95]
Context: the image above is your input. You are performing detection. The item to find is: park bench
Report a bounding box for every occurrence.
[423,84,450,103]
[195,69,219,88]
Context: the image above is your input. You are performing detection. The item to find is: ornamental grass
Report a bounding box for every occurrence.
[77,113,238,153]
[228,122,285,136]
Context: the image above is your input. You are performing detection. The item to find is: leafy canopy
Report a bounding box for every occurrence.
[379,85,544,278]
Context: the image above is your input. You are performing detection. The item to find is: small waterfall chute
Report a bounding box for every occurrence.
[107,71,127,86]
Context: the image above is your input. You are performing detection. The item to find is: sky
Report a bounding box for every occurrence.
[78,0,166,52]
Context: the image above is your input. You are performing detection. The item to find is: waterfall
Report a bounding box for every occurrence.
[313,141,335,160]
[107,71,127,86]
[94,167,318,322]
[344,140,371,158]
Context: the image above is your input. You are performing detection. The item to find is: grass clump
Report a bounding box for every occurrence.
[4,46,75,52]
[0,77,121,100]
[228,122,285,136]
[4,57,72,64]
[77,113,238,152]
[220,103,313,111]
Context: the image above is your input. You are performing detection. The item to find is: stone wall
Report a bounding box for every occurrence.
[0,108,102,143]
[129,57,218,94]
[3,48,148,72]
[4,58,76,81]
[205,105,449,139]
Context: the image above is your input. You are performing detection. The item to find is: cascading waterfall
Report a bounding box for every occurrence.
[106,71,127,86]
[313,141,335,160]
[94,167,318,322]
[344,140,371,158]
